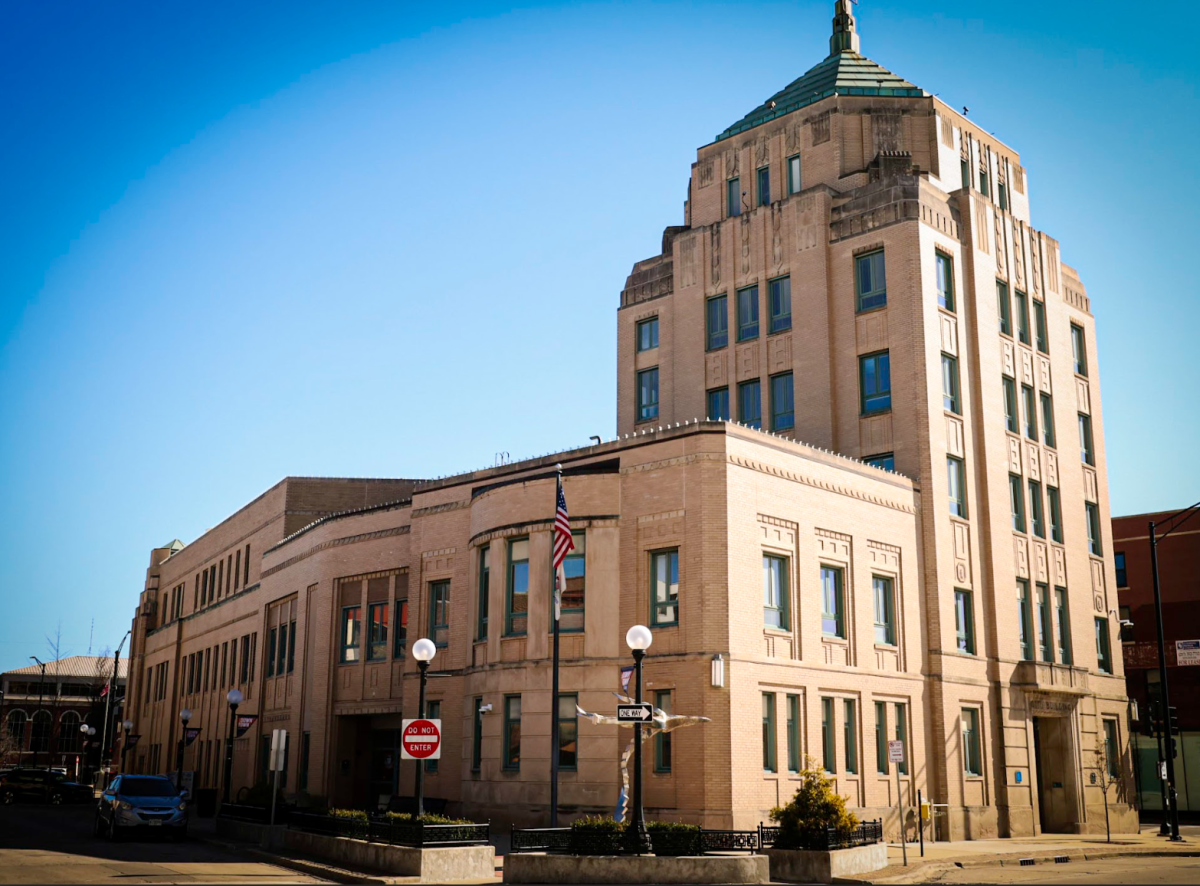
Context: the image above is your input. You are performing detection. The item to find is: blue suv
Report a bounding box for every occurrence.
[94,775,188,840]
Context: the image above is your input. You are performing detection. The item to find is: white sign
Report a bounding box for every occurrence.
[1160,760,1168,781]
[400,718,442,760]
[888,739,905,764]
[1176,640,1200,666]
[617,703,653,722]
[269,729,288,771]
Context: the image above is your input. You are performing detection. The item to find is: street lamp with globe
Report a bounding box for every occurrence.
[223,689,243,805]
[121,719,133,771]
[176,708,192,792]
[411,638,437,816]
[624,624,653,855]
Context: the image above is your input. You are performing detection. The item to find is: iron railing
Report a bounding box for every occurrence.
[822,819,883,851]
[288,812,489,847]
[509,820,883,855]
[217,803,275,824]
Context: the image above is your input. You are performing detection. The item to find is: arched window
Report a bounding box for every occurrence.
[58,711,81,753]
[30,711,52,753]
[6,710,26,746]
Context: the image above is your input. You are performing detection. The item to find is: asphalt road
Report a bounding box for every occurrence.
[931,856,1200,885]
[0,803,327,884]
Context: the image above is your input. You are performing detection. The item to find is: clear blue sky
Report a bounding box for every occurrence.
[1,1,1196,673]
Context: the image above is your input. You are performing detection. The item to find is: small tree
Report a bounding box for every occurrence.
[1091,733,1123,843]
[769,755,859,850]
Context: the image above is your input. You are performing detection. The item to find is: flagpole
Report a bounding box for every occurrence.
[550,465,562,828]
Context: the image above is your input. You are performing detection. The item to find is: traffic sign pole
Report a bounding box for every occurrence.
[415,660,428,816]
[888,739,906,866]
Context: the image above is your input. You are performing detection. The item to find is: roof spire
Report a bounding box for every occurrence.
[830,0,860,56]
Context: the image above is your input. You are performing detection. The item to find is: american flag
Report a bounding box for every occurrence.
[552,476,574,621]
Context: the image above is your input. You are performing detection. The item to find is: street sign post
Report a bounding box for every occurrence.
[617,703,653,723]
[269,729,287,827]
[401,718,442,760]
[888,740,907,866]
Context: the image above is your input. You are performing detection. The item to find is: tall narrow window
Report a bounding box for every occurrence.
[1036,583,1053,662]
[503,695,522,769]
[895,703,909,775]
[859,351,891,414]
[655,690,673,772]
[762,693,777,772]
[961,157,971,190]
[873,576,896,645]
[757,166,770,206]
[947,456,967,518]
[558,694,578,770]
[955,589,975,654]
[1055,587,1072,664]
[727,178,741,217]
[979,167,990,197]
[275,625,286,676]
[477,546,490,641]
[1010,473,1026,533]
[786,695,800,772]
[425,700,440,773]
[1079,413,1094,465]
[635,317,658,352]
[738,379,762,429]
[763,554,790,630]
[1114,552,1127,588]
[1022,385,1037,439]
[1086,502,1103,555]
[821,697,836,773]
[428,580,450,647]
[1003,376,1018,432]
[367,602,389,662]
[962,708,982,776]
[737,285,759,341]
[707,387,730,421]
[875,702,889,773]
[636,367,659,422]
[998,180,1008,210]
[1015,291,1030,344]
[1029,480,1045,538]
[706,295,728,350]
[559,532,586,632]
[1033,300,1048,353]
[1041,393,1056,448]
[1095,617,1112,673]
[506,539,529,636]
[769,277,791,333]
[1103,719,1120,778]
[856,250,887,311]
[821,565,845,638]
[997,280,1012,335]
[650,549,679,626]
[1018,580,1033,660]
[787,155,802,194]
[340,606,361,663]
[844,699,858,775]
[1071,323,1088,375]
[234,550,241,590]
[287,620,296,673]
[472,698,484,772]
[244,543,250,586]
[936,252,955,311]
[267,627,277,677]
[394,599,409,658]
[1048,487,1064,543]
[942,354,960,414]
[770,373,794,431]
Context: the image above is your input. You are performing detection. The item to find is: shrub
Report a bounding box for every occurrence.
[570,815,624,855]
[769,756,859,851]
[646,820,702,856]
[329,808,369,822]
[382,811,474,825]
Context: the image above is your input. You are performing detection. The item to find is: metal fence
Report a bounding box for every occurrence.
[288,811,490,847]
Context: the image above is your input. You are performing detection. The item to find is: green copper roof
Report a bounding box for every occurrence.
[715,2,926,142]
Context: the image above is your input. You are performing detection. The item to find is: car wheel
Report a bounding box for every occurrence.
[50,793,63,806]
[1,791,14,806]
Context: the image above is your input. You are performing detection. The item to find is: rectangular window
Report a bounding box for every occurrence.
[788,155,802,194]
[1029,480,1045,538]
[727,178,741,217]
[762,693,777,772]
[873,576,896,646]
[844,699,858,775]
[875,701,889,773]
[1022,385,1037,440]
[1037,583,1053,662]
[786,694,800,772]
[287,620,296,673]
[1055,587,1072,664]
[979,168,990,197]
[821,565,845,638]
[367,602,389,662]
[655,690,672,772]
[425,701,440,773]
[394,599,409,657]
[736,285,759,341]
[707,387,730,421]
[559,531,585,632]
[859,350,891,414]
[866,453,895,471]
[1071,323,1088,375]
[340,606,361,663]
[1079,413,1094,465]
[1095,617,1112,673]
[234,550,241,590]
[1018,580,1033,660]
[770,373,794,431]
[1048,487,1064,543]
[1086,502,1103,555]
[706,295,728,350]
[1040,393,1056,448]
[275,624,286,675]
[636,367,659,422]
[962,708,982,776]
[1114,552,1127,588]
[961,157,970,190]
[477,546,490,641]
[769,276,791,333]
[942,354,960,414]
[856,250,887,311]
[1002,376,1018,433]
[895,703,909,775]
[936,252,955,311]
[763,554,790,630]
[428,580,450,647]
[245,543,250,585]
[998,181,1008,211]
[821,697,836,773]
[955,589,976,654]
[757,166,770,206]
[636,317,659,352]
[738,379,762,429]
[1033,300,1048,353]
[558,694,578,770]
[472,698,483,772]
[506,539,529,636]
[503,695,522,770]
[267,627,277,678]
[997,280,1012,335]
[947,456,967,518]
[221,642,228,687]
[1015,290,1030,345]
[1104,719,1119,778]
[650,549,679,626]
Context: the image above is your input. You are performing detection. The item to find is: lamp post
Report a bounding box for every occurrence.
[80,724,96,781]
[176,708,192,792]
[223,689,243,805]
[624,625,653,855]
[29,656,46,770]
[121,720,133,772]
[411,638,437,816]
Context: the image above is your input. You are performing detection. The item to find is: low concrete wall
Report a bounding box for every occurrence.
[283,829,495,881]
[765,843,887,883]
[503,853,768,884]
[215,817,286,849]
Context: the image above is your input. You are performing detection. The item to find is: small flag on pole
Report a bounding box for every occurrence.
[552,476,574,622]
[99,681,109,698]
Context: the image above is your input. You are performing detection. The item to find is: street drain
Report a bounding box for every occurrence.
[1019,858,1035,866]
[1054,855,1070,863]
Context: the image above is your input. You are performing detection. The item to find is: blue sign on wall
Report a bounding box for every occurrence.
[1015,771,1023,783]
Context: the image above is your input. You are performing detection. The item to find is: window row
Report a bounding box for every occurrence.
[761,556,901,646]
[996,281,1049,353]
[704,373,793,431]
[183,632,257,695]
[340,599,410,662]
[705,277,793,351]
[1001,375,1057,448]
[193,543,252,613]
[3,710,88,754]
[266,618,297,678]
[1015,579,1073,665]
[760,693,911,777]
[725,155,803,218]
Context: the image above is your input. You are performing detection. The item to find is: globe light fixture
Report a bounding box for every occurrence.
[412,637,437,662]
[180,708,192,724]
[411,637,438,815]
[625,624,653,651]
[122,719,133,733]
[223,688,244,804]
[624,624,653,854]
[227,688,244,706]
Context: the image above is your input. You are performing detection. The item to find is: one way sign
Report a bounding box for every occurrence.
[617,703,654,723]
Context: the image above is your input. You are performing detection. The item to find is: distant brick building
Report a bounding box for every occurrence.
[123,1,1134,841]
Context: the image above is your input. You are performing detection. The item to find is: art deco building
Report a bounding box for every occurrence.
[123,3,1135,839]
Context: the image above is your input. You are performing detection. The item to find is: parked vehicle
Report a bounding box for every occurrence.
[94,775,188,841]
[0,768,93,805]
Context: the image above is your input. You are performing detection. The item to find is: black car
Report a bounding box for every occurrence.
[0,768,93,805]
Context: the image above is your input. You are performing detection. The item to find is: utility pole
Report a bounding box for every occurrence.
[100,632,130,789]
[29,657,46,770]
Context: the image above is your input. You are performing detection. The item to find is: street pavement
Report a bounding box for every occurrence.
[0,803,329,885]
[932,856,1200,884]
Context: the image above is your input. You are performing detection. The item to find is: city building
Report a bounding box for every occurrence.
[123,2,1135,839]
[1112,509,1200,813]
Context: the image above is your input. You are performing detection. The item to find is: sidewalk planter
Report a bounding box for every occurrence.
[284,829,494,881]
[503,854,768,885]
[764,843,887,883]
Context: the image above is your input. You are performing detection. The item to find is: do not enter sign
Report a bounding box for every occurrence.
[400,719,442,760]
